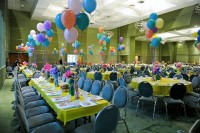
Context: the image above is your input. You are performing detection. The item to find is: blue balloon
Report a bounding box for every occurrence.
[89,50,93,55]
[150,13,158,20]
[74,41,80,49]
[110,52,114,55]
[147,19,155,30]
[76,13,89,31]
[31,41,36,47]
[46,29,54,37]
[118,47,121,51]
[198,30,200,36]
[198,36,200,42]
[55,13,65,30]
[18,45,21,50]
[121,47,125,50]
[152,38,160,48]
[157,37,162,42]
[28,53,33,57]
[101,35,106,41]
[105,38,110,43]
[83,0,97,13]
[27,47,32,53]
[26,42,30,47]
[42,38,50,47]
[28,34,34,42]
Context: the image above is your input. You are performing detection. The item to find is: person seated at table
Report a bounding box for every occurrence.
[59,57,63,65]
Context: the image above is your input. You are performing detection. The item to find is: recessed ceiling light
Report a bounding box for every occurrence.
[129,4,135,7]
[21,4,24,8]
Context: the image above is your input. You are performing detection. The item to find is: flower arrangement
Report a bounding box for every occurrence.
[43,63,52,72]
[176,62,182,74]
[152,62,161,80]
[23,61,28,66]
[50,66,59,86]
[64,70,74,78]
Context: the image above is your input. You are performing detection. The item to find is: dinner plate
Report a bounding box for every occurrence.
[80,100,97,107]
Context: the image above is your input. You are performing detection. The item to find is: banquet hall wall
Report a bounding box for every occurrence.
[7,5,199,69]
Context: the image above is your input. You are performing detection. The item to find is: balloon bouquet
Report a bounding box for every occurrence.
[117,37,126,52]
[55,0,96,43]
[96,27,111,62]
[144,12,164,48]
[193,30,200,50]
[88,44,94,55]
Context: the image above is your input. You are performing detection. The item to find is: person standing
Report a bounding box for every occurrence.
[6,57,10,67]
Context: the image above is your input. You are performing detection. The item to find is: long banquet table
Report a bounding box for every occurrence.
[131,77,193,96]
[29,78,109,125]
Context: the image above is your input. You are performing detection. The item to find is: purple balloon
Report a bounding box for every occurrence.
[36,33,45,43]
[43,20,52,30]
[68,0,82,15]
[64,27,78,43]
[152,27,157,33]
[119,37,123,42]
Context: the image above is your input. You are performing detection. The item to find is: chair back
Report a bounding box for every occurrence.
[94,72,102,81]
[119,77,126,87]
[161,72,167,77]
[113,86,128,108]
[109,72,118,81]
[144,70,150,76]
[91,80,101,95]
[83,79,92,92]
[130,67,135,74]
[77,77,84,89]
[17,73,26,79]
[173,74,183,79]
[94,105,119,133]
[169,83,186,100]
[138,81,153,97]
[102,83,114,102]
[124,74,132,84]
[169,72,176,78]
[189,119,200,133]
[192,77,199,89]
[33,72,42,78]
[190,74,198,82]
[137,73,145,77]
[80,71,86,79]
[7,66,12,72]
[181,73,189,81]
[16,104,29,133]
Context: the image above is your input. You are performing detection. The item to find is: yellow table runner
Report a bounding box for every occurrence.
[29,79,109,125]
[131,77,192,96]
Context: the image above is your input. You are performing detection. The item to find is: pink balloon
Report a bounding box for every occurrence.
[32,34,37,40]
[68,0,82,15]
[145,29,154,38]
[64,27,78,43]
[37,23,44,32]
[197,43,200,50]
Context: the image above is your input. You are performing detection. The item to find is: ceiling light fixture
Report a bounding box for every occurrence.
[134,0,145,32]
[195,3,200,15]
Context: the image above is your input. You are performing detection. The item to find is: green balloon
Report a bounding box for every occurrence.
[150,43,153,48]
[97,33,102,39]
[76,13,89,31]
[35,40,40,46]
[102,42,106,47]
[194,41,199,47]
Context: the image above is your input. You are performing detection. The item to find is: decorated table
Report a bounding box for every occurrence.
[22,69,34,78]
[87,71,121,80]
[29,78,109,125]
[131,77,192,96]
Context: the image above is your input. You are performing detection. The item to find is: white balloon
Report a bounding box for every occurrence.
[30,30,36,35]
[32,34,37,40]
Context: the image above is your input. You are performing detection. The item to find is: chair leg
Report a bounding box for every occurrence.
[136,100,140,115]
[153,101,157,119]
[182,104,187,120]
[164,103,168,119]
[123,119,130,133]
[196,109,200,118]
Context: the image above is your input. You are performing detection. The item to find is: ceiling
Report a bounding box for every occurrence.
[8,0,200,29]
[7,0,200,42]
